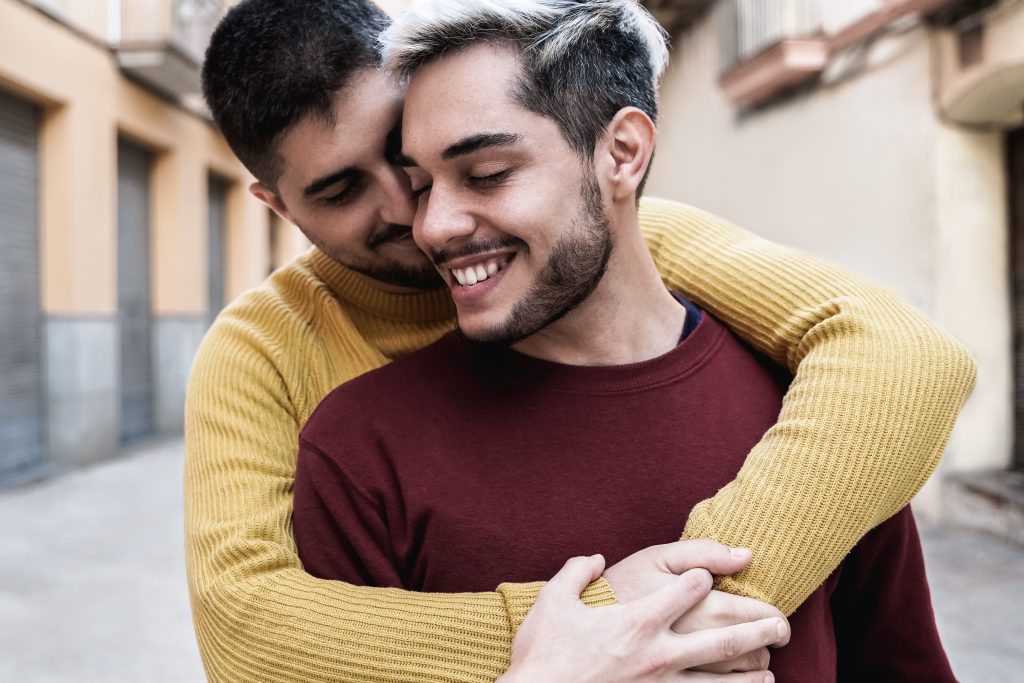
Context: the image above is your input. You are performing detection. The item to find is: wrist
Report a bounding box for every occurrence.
[497,668,549,683]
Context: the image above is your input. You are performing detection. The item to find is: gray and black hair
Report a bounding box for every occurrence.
[380,0,668,170]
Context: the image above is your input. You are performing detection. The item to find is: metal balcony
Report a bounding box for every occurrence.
[114,0,229,98]
[717,0,828,108]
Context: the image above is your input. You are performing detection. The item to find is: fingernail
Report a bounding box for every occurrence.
[764,674,775,683]
[775,619,787,638]
[730,547,751,558]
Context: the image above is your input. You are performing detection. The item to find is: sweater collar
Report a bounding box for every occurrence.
[307,248,455,323]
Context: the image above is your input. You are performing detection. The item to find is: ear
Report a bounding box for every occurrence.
[249,181,292,222]
[599,108,656,203]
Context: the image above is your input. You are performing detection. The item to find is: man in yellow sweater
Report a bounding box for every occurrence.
[186,0,977,681]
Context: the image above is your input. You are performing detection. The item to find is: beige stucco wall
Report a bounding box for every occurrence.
[649,17,941,310]
[648,10,1014,496]
[0,0,269,315]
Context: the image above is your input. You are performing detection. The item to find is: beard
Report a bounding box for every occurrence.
[462,171,612,346]
[320,223,444,290]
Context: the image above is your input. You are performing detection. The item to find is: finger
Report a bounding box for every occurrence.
[632,567,713,626]
[540,554,606,602]
[690,646,770,674]
[657,539,754,576]
[677,671,775,682]
[673,617,790,670]
[683,590,786,628]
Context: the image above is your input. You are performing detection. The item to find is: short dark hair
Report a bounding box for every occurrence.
[381,0,668,194]
[202,0,391,187]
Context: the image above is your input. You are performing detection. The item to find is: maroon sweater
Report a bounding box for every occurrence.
[295,309,956,682]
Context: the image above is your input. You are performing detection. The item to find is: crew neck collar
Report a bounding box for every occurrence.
[454,306,724,395]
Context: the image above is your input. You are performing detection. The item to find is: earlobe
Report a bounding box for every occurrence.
[605,108,656,202]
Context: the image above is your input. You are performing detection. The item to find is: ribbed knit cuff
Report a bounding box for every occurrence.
[683,500,777,609]
[496,578,619,634]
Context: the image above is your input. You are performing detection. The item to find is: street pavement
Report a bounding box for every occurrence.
[1,439,1022,682]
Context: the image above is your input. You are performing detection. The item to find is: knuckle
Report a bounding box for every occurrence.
[746,647,770,671]
[684,568,712,594]
[718,631,742,660]
[692,538,716,553]
[639,650,673,675]
[746,603,784,622]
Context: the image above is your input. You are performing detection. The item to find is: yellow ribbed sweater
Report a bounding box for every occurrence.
[185,198,975,683]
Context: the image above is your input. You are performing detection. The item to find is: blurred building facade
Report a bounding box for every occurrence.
[647,0,1024,534]
[2,0,1021,540]
[0,0,310,486]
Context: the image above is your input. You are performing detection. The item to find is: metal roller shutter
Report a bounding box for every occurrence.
[1010,128,1024,470]
[0,90,44,481]
[208,174,228,322]
[117,140,155,444]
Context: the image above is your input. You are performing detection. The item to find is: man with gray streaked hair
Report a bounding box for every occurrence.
[378,0,672,345]
[293,0,958,681]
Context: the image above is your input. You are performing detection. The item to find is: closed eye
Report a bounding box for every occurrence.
[470,169,511,187]
[323,176,365,206]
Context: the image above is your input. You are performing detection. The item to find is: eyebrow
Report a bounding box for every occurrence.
[302,168,358,198]
[397,132,522,169]
[442,132,521,160]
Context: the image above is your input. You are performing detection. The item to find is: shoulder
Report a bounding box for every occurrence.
[638,197,728,235]
[188,251,340,405]
[199,249,348,362]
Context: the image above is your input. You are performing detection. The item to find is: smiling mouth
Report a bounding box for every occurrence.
[448,253,515,287]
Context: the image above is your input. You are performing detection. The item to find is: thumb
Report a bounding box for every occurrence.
[541,554,607,603]
[659,539,753,576]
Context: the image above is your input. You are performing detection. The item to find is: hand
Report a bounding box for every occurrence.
[604,539,755,603]
[604,540,789,673]
[676,591,787,674]
[497,554,788,683]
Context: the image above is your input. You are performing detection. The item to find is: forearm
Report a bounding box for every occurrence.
[640,197,976,615]
[187,432,522,682]
[188,515,613,682]
[185,339,616,681]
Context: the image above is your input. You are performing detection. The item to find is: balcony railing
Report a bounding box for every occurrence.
[716,0,829,108]
[718,0,822,73]
[115,0,230,98]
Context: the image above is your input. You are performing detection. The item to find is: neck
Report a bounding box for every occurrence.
[512,211,686,366]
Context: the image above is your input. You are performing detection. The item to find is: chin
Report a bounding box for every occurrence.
[456,316,518,346]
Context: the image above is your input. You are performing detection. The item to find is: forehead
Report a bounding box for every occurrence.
[276,68,404,186]
[402,44,534,157]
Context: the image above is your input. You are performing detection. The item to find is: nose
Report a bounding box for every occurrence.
[414,182,476,253]
[378,164,416,227]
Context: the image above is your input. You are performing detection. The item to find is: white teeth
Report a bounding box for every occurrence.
[450,256,511,287]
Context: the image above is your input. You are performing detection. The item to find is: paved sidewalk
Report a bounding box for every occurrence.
[0,440,204,682]
[1,440,1022,682]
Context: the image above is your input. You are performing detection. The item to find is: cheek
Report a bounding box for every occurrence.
[309,208,375,251]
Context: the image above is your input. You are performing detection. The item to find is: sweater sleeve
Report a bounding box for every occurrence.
[184,311,616,683]
[638,197,977,616]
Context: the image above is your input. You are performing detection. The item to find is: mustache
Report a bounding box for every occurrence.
[367,224,413,250]
[430,236,528,266]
